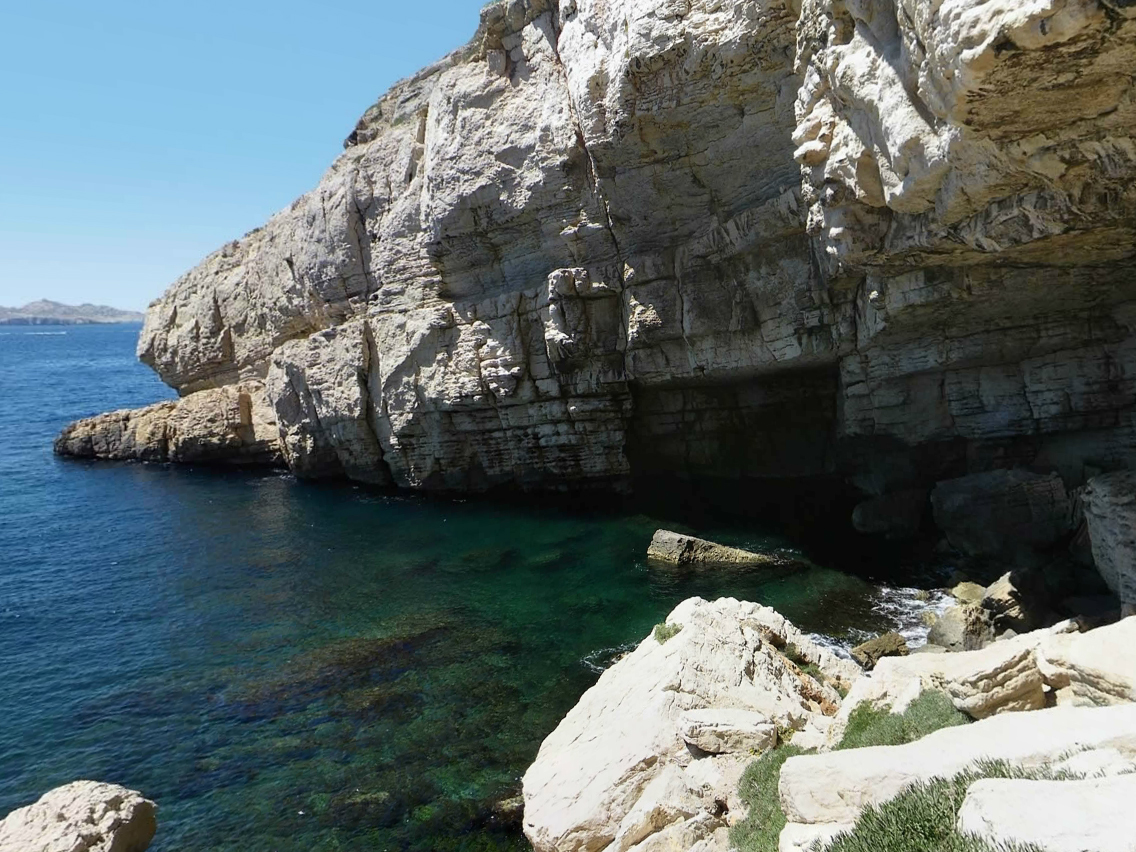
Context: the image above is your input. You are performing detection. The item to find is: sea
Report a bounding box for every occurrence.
[0,324,950,851]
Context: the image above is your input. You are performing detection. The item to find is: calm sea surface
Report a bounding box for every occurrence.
[0,325,939,851]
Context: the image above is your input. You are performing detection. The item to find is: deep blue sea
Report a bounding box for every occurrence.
[0,324,940,851]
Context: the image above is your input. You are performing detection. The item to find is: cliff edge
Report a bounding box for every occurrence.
[59,0,1136,521]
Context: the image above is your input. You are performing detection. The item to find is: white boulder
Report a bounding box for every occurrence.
[0,781,156,852]
[677,709,777,755]
[522,597,859,852]
[957,775,1136,852]
[1038,616,1136,705]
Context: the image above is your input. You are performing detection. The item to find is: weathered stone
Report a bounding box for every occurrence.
[782,704,1136,827]
[59,0,1136,510]
[55,385,283,466]
[951,583,987,606]
[521,597,858,852]
[676,709,777,755]
[0,781,157,852]
[646,531,794,570]
[827,622,1082,745]
[957,775,1136,852]
[926,604,995,652]
[849,632,907,671]
[1083,472,1136,614]
[982,571,1046,633]
[1036,616,1136,706]
[930,471,1073,559]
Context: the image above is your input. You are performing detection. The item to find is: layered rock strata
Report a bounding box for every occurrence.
[56,0,1136,520]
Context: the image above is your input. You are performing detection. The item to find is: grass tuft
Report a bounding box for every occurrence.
[728,744,812,852]
[825,761,1066,852]
[653,622,682,644]
[836,691,970,751]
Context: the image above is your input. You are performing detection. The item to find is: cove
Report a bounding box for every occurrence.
[0,325,941,851]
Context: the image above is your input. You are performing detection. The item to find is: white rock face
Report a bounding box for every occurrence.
[826,621,1081,745]
[957,775,1136,852]
[778,822,852,852]
[58,0,1136,505]
[0,781,157,852]
[1084,473,1136,614]
[781,704,1136,827]
[677,709,777,755]
[521,597,859,852]
[1037,616,1136,705]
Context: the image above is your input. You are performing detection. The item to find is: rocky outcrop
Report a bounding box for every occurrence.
[849,631,907,670]
[0,781,156,852]
[957,775,1136,852]
[55,385,283,466]
[646,530,796,569]
[1037,615,1136,705]
[57,0,1136,523]
[780,703,1136,827]
[521,597,860,852]
[1084,472,1136,614]
[930,471,1073,560]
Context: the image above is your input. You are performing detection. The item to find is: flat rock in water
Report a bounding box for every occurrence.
[646,530,794,569]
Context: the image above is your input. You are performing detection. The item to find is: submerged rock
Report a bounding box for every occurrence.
[0,781,157,852]
[645,530,795,570]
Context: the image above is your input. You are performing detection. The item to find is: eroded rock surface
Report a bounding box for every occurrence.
[1084,472,1136,614]
[521,597,860,852]
[646,530,794,569]
[54,385,283,466]
[56,0,1136,511]
[0,781,157,852]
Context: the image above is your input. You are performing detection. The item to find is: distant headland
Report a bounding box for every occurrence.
[0,300,145,325]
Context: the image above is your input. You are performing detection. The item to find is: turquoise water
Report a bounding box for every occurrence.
[0,325,930,851]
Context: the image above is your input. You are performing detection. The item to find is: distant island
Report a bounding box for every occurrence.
[0,300,145,325]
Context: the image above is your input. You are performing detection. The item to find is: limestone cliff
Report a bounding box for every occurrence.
[60,0,1136,515]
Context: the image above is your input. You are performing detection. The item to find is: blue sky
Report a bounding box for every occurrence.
[0,0,483,311]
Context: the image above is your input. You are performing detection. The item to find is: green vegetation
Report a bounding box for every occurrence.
[826,761,1062,852]
[836,691,971,751]
[728,744,813,852]
[653,622,682,644]
[731,690,974,852]
[782,642,824,680]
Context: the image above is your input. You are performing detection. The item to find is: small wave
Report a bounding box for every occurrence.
[581,642,639,674]
[25,332,68,336]
[810,585,953,656]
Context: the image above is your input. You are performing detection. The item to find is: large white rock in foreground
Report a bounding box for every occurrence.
[781,704,1136,827]
[957,775,1136,852]
[522,597,860,852]
[0,781,157,852]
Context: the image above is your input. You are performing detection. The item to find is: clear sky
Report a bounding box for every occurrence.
[0,0,484,312]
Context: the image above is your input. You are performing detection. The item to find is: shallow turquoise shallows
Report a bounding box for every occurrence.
[0,325,928,851]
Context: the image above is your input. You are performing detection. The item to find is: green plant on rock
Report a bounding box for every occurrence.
[836,690,971,751]
[729,744,812,852]
[825,761,1066,852]
[731,690,974,852]
[653,622,682,644]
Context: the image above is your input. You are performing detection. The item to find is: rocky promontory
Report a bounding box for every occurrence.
[0,781,156,852]
[56,0,1135,512]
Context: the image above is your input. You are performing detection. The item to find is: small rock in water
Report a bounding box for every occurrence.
[646,529,797,570]
[928,604,996,652]
[951,582,987,605]
[850,632,909,670]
